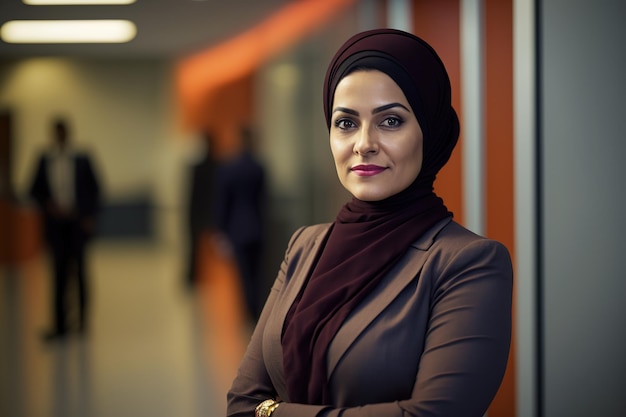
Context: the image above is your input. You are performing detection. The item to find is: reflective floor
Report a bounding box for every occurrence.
[0,237,253,417]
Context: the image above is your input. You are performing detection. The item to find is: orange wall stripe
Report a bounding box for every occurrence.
[412,0,464,224]
[485,0,516,415]
[175,0,355,130]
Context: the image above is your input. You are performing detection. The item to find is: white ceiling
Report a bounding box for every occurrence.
[0,0,294,59]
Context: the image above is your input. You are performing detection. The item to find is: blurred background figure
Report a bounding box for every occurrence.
[28,117,101,341]
[185,130,218,290]
[214,126,267,321]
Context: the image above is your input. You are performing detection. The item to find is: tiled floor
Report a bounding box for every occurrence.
[0,237,252,417]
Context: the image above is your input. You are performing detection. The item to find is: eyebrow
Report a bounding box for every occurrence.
[332,102,411,116]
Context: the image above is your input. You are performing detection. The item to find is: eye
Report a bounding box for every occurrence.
[334,118,357,130]
[380,116,404,128]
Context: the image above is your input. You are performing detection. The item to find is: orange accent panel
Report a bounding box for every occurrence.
[175,0,356,130]
[0,200,42,264]
[196,231,249,403]
[200,75,255,158]
[412,0,464,224]
[485,0,516,415]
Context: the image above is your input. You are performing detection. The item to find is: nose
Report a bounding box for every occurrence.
[353,125,378,155]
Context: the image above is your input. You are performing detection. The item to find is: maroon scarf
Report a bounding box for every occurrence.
[282,28,460,405]
[282,183,450,404]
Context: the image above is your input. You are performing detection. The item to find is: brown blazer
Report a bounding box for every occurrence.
[227,217,513,417]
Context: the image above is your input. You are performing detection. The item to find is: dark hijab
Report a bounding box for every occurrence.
[282,28,460,405]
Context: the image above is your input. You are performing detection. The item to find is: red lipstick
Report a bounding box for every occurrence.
[351,164,386,177]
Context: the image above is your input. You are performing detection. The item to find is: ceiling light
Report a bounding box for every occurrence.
[1,20,137,43]
[23,0,136,4]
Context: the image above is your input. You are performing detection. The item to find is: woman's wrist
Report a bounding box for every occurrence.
[255,399,281,417]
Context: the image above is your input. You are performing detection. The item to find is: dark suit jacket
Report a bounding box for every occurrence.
[227,217,513,417]
[188,153,217,234]
[29,151,101,242]
[214,151,265,246]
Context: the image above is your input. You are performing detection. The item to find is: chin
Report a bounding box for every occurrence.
[343,181,393,202]
[351,191,390,202]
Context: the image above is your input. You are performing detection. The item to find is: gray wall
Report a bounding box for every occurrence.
[541,0,626,416]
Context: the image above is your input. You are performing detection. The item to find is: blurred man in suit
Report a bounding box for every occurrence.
[185,131,218,289]
[29,117,101,341]
[214,126,266,321]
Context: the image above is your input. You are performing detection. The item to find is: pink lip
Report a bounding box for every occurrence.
[350,164,387,177]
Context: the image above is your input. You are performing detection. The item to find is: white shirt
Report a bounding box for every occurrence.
[47,146,75,212]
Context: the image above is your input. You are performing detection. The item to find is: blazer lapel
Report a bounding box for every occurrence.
[263,223,332,400]
[326,217,451,379]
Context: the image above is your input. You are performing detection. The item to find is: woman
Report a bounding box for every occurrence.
[226,28,513,417]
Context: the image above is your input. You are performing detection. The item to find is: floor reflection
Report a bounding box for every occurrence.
[0,237,251,417]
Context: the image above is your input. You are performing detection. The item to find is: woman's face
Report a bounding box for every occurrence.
[330,70,423,201]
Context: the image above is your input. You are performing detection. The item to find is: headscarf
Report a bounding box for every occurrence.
[282,28,460,405]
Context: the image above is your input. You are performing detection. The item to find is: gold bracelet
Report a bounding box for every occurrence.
[267,401,281,416]
[255,399,281,417]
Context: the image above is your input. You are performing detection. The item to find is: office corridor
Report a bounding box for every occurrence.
[0,238,253,417]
